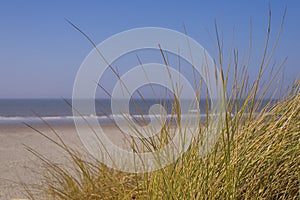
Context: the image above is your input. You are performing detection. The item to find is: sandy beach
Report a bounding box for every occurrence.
[0,122,128,200]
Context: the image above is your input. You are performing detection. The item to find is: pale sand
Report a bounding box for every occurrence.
[0,123,129,200]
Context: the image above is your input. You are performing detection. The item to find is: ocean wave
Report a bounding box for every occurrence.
[0,113,213,124]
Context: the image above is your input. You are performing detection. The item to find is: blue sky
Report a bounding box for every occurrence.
[0,1,299,98]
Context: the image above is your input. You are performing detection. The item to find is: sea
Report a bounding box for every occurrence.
[0,98,274,125]
[0,99,208,125]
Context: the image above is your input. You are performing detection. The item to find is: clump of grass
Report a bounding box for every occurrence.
[25,9,299,200]
[25,79,300,200]
[142,81,299,199]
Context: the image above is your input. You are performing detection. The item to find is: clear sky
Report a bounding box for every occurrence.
[0,0,299,98]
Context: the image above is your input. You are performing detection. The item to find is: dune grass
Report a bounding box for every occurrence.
[24,10,300,200]
[25,79,300,200]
